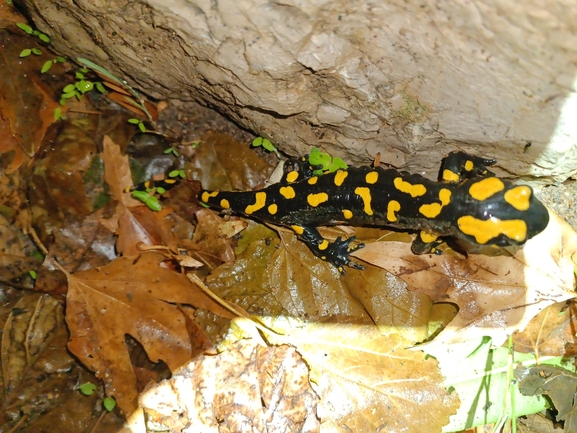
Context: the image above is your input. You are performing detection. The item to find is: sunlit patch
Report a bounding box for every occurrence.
[308,176,318,185]
[393,177,426,197]
[334,170,348,186]
[354,187,373,215]
[245,192,267,214]
[419,231,438,243]
[268,203,278,214]
[464,160,474,171]
[286,171,299,183]
[220,199,230,209]
[307,192,329,207]
[469,178,505,201]
[201,190,219,202]
[279,186,296,199]
[419,203,442,218]
[442,169,460,182]
[343,209,353,219]
[365,171,379,184]
[387,200,400,222]
[504,186,531,211]
[457,216,527,244]
[318,239,329,250]
[291,225,304,235]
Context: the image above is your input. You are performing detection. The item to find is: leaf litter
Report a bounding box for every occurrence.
[1,12,576,430]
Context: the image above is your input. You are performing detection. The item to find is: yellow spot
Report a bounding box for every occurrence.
[439,188,452,205]
[469,177,505,201]
[201,191,219,202]
[334,170,348,186]
[220,199,230,209]
[420,231,438,243]
[393,177,427,197]
[387,200,400,222]
[307,192,329,207]
[442,169,460,182]
[268,203,278,214]
[318,240,329,251]
[279,186,296,199]
[464,160,474,171]
[343,209,353,219]
[457,216,528,244]
[419,203,442,218]
[354,187,373,215]
[365,171,379,184]
[308,176,318,185]
[291,225,304,235]
[245,192,267,214]
[286,171,299,183]
[504,186,531,211]
[164,179,177,185]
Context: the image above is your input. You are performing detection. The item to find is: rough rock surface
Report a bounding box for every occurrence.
[19,0,577,180]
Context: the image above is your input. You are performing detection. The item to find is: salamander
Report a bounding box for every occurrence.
[199,151,549,272]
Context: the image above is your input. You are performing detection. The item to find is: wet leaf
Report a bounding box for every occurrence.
[188,131,274,191]
[139,340,319,433]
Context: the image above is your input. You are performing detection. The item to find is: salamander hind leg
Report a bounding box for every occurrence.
[441,151,497,182]
[290,225,365,274]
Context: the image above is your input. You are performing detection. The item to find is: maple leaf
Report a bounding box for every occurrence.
[65,252,234,414]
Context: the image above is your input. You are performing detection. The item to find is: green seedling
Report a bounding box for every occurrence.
[28,270,37,279]
[41,56,66,73]
[103,397,116,412]
[19,48,41,57]
[309,147,347,174]
[252,137,281,158]
[77,57,154,123]
[78,382,97,396]
[16,23,50,43]
[128,118,146,133]
[164,146,179,157]
[59,68,106,105]
[132,190,162,211]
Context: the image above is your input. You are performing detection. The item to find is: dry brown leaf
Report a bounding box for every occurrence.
[136,340,319,433]
[265,322,460,433]
[65,252,234,414]
[513,300,577,357]
[101,135,140,207]
[353,210,577,348]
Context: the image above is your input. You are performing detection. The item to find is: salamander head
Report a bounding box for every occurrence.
[453,178,549,247]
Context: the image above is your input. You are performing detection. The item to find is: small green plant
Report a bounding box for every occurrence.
[164,146,179,157]
[28,270,37,279]
[41,56,66,73]
[54,107,64,121]
[59,67,106,105]
[78,383,116,413]
[131,190,162,211]
[252,137,281,158]
[128,118,146,133]
[16,23,50,43]
[19,47,42,57]
[308,147,347,174]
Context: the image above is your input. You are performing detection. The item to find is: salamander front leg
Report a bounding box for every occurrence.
[411,231,444,255]
[441,151,497,182]
[291,225,365,273]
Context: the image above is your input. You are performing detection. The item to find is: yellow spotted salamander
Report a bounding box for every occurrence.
[199,152,549,272]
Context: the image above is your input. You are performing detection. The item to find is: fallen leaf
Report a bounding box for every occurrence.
[137,340,319,433]
[352,210,577,348]
[65,252,234,414]
[264,321,460,433]
[516,364,577,431]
